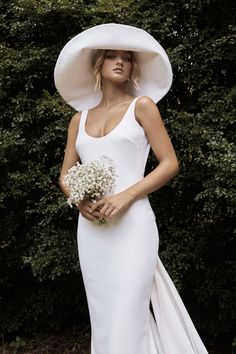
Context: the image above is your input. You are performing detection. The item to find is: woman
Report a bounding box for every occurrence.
[55,24,208,354]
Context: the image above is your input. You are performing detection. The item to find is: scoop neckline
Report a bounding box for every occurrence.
[83,97,138,140]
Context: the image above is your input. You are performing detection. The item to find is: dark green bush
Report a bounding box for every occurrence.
[0,0,235,349]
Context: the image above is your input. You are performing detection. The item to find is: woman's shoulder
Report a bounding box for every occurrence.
[136,95,157,109]
[68,111,82,133]
[135,96,160,123]
[70,111,82,125]
[71,111,82,122]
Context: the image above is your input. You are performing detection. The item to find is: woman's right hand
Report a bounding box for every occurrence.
[76,199,101,221]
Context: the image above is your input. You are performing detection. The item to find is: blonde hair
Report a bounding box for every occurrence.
[91,49,140,91]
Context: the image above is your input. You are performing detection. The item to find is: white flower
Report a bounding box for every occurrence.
[63,155,117,207]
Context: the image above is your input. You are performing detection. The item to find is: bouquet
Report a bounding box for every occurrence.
[63,155,117,222]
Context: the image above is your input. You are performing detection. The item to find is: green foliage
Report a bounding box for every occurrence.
[9,336,26,354]
[0,0,235,349]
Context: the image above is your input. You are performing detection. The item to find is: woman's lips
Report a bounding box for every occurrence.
[113,68,123,73]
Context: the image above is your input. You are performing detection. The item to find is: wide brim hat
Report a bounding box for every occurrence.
[54,23,173,111]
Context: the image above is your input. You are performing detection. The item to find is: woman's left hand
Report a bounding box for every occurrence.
[90,191,134,220]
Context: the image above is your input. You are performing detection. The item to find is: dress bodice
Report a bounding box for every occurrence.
[75,96,150,193]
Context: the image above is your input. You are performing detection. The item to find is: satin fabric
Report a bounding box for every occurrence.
[75,97,208,354]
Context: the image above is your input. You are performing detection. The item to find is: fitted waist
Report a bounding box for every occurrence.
[108,174,144,195]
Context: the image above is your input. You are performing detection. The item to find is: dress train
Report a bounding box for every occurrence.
[149,257,208,353]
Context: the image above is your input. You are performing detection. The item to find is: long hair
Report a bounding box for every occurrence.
[91,49,140,91]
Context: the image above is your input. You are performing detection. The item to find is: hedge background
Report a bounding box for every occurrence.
[0,0,235,351]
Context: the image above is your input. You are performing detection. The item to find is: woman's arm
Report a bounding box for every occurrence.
[91,96,179,218]
[59,112,100,221]
[59,112,81,197]
[125,95,179,200]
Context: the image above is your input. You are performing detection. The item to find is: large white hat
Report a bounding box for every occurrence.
[54,23,173,111]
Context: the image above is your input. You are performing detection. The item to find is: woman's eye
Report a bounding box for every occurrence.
[106,54,115,59]
[105,54,131,62]
[123,57,131,62]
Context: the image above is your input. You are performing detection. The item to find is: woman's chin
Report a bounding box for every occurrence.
[103,77,128,86]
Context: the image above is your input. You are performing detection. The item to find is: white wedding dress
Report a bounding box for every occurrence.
[75,96,208,354]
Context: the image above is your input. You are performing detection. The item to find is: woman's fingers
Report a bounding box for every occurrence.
[106,207,118,218]
[97,202,118,218]
[81,207,100,221]
[90,199,104,212]
[81,211,97,221]
[78,198,122,220]
[77,201,101,220]
[104,206,116,217]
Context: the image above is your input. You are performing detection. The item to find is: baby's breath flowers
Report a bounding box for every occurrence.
[63,155,117,223]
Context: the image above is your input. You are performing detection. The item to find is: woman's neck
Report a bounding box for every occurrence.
[99,82,130,107]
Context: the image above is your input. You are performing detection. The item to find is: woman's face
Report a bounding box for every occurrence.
[100,50,132,85]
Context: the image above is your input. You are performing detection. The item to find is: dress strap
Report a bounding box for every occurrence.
[131,95,142,114]
[78,110,88,137]
[128,95,143,125]
[132,95,142,106]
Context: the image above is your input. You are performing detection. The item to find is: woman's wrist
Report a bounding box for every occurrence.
[124,187,139,204]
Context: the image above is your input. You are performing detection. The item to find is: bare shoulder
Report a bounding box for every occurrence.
[135,96,161,124]
[68,111,82,133]
[70,111,82,125]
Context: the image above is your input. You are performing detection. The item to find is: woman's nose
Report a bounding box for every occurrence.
[116,55,124,64]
